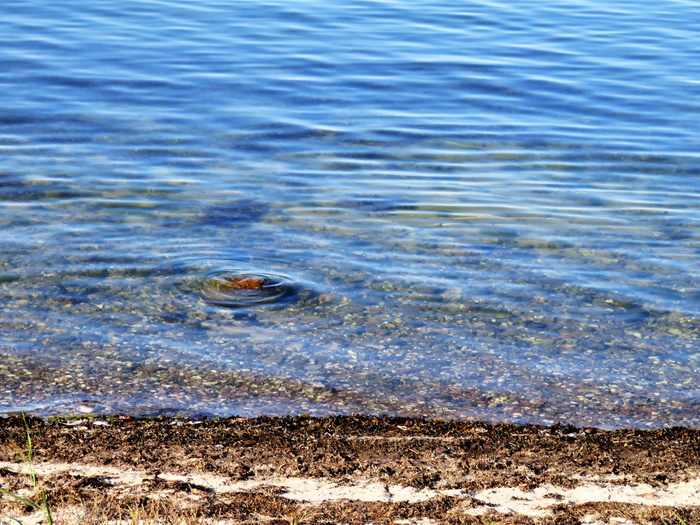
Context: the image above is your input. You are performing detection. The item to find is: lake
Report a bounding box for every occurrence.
[1,0,699,429]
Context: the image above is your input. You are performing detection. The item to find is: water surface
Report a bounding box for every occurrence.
[1,0,699,428]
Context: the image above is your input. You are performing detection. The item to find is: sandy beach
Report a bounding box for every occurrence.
[0,415,699,524]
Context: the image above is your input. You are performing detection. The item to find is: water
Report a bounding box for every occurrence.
[1,0,699,429]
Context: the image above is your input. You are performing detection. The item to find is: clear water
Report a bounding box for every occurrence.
[1,0,699,429]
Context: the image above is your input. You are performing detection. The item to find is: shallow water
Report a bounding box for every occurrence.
[1,0,699,428]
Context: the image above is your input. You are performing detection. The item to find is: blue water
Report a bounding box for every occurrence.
[1,0,699,428]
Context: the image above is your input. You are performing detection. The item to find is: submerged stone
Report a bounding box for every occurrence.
[200,269,309,309]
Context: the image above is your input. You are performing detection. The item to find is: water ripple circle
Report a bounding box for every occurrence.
[200,268,301,308]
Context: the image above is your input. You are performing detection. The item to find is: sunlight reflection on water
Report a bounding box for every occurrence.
[0,0,699,428]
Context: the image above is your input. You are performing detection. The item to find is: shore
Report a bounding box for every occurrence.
[0,415,699,524]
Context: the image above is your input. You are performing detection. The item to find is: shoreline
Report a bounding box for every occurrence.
[1,414,699,524]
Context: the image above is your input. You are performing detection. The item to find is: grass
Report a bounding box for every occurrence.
[0,414,53,525]
[668,512,691,525]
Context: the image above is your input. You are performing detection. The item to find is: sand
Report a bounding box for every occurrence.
[0,415,698,524]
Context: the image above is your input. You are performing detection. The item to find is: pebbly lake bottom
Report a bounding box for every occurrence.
[1,256,699,430]
[2,195,699,430]
[2,0,700,435]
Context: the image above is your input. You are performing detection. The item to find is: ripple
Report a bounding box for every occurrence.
[199,269,304,308]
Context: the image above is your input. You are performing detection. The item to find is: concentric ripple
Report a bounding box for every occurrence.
[200,269,301,308]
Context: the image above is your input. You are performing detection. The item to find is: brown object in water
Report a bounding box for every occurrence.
[222,276,266,290]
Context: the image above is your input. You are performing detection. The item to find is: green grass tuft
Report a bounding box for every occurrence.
[0,414,53,525]
[673,513,690,525]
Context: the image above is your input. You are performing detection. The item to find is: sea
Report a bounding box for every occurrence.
[1,0,699,429]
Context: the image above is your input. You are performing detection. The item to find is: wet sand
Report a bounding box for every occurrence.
[0,415,699,524]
